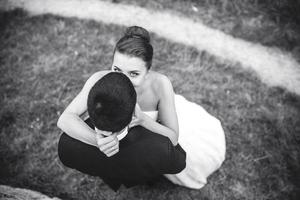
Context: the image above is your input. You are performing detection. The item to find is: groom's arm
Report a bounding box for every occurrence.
[168,143,186,174]
[130,126,186,174]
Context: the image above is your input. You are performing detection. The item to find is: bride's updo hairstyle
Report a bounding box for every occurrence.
[87,72,137,132]
[115,26,153,69]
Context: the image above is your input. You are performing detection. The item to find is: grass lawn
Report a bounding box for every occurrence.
[0,8,300,200]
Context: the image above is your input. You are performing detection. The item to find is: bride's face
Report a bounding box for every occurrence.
[111,51,148,88]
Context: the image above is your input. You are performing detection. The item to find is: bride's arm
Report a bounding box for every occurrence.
[57,71,107,147]
[135,75,179,146]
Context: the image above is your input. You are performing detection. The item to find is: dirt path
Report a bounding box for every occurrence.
[3,0,300,95]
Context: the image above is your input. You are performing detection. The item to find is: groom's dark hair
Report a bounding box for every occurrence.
[87,72,136,132]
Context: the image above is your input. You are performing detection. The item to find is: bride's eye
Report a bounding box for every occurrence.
[129,72,139,77]
[113,67,121,72]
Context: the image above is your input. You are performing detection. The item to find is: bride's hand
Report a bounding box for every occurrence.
[128,104,145,128]
[95,131,119,157]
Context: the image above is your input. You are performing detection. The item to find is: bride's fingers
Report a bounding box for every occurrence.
[133,104,142,118]
[98,138,118,152]
[96,134,115,146]
[128,123,135,129]
[104,145,119,156]
[106,148,119,157]
[129,118,139,128]
[135,103,141,113]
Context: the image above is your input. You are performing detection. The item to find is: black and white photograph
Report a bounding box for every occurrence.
[0,0,299,199]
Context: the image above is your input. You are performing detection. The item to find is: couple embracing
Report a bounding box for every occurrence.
[57,26,226,191]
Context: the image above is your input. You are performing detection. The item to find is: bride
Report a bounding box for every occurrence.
[57,26,226,189]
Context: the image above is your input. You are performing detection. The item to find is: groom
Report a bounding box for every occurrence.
[58,72,186,191]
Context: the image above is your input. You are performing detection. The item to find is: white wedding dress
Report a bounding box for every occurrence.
[147,95,225,189]
[115,94,226,189]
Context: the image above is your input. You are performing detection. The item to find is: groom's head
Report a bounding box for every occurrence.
[87,72,136,132]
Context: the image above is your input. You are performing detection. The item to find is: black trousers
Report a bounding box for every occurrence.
[58,118,186,191]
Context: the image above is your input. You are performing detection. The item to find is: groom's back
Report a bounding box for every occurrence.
[58,119,186,190]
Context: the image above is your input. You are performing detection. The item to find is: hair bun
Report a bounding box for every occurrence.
[124,26,150,43]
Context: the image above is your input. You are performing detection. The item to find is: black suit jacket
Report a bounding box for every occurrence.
[58,118,186,191]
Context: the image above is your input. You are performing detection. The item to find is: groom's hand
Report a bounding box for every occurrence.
[95,133,119,157]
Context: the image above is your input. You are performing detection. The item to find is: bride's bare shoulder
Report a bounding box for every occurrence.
[149,71,173,94]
